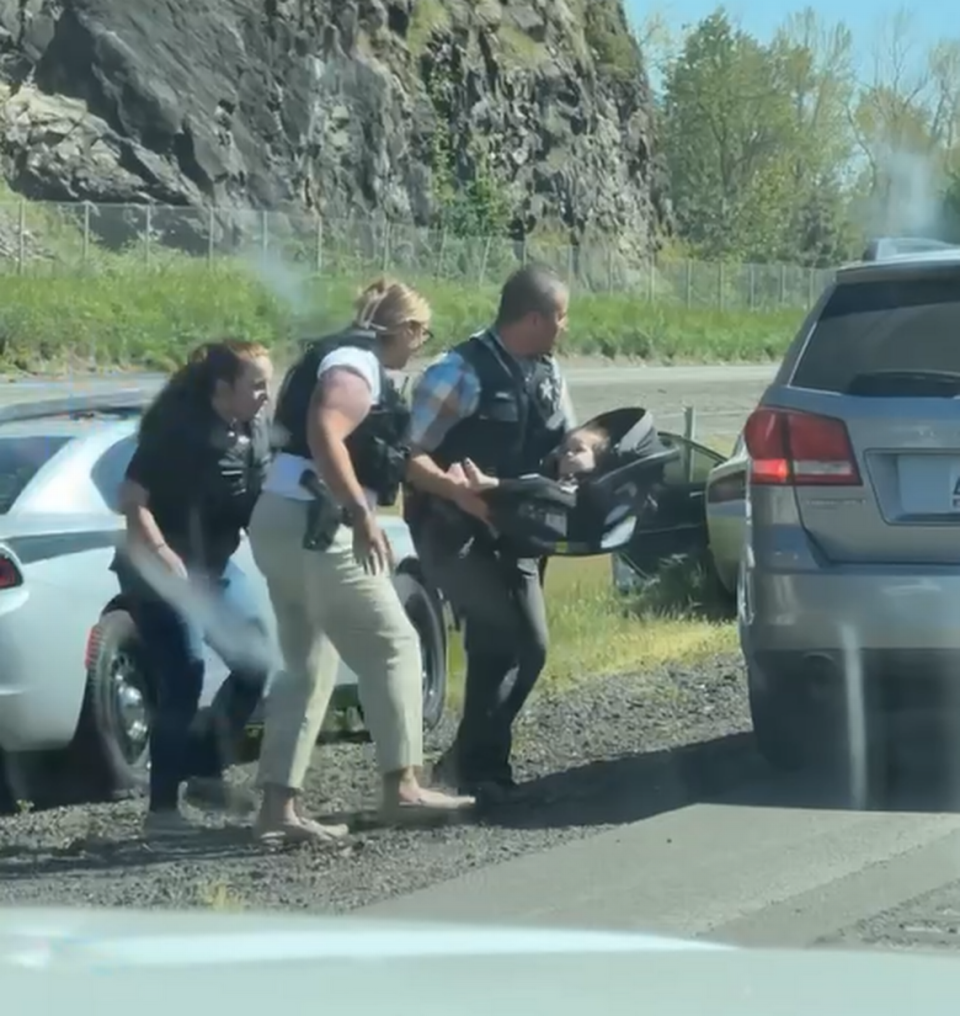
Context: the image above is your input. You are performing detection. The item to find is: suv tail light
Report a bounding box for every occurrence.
[0,554,23,589]
[743,408,861,486]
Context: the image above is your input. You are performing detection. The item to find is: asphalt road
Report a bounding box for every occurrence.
[357,756,960,952]
[0,362,773,444]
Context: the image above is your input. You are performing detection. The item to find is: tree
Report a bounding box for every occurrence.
[660,8,798,260]
[848,7,960,237]
[767,8,859,263]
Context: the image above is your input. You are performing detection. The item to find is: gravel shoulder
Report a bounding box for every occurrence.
[0,653,753,914]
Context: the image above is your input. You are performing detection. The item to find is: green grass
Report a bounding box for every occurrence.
[445,553,737,707]
[0,261,804,374]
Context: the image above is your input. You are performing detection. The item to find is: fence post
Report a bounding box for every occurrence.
[435,228,448,277]
[17,199,24,275]
[82,202,91,264]
[144,204,152,264]
[381,219,391,272]
[684,405,697,482]
[207,207,215,262]
[315,215,323,273]
[260,209,269,252]
[478,235,491,286]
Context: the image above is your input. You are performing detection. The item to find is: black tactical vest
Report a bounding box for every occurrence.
[431,331,567,478]
[272,330,411,506]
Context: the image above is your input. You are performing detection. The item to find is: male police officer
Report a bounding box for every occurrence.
[405,264,576,805]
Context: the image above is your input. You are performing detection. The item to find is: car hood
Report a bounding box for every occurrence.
[0,907,956,1013]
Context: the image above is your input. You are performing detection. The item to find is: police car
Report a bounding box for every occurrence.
[0,391,447,811]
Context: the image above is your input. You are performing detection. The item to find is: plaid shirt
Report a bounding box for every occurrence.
[407,332,576,454]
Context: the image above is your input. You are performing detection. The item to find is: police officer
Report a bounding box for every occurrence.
[115,339,274,839]
[404,264,576,805]
[247,277,475,845]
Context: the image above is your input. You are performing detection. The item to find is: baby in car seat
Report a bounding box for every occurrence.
[443,425,611,492]
[555,424,610,485]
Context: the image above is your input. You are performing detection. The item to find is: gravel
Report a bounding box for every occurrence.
[0,653,754,914]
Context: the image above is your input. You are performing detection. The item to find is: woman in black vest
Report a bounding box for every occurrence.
[248,278,476,844]
[115,340,274,840]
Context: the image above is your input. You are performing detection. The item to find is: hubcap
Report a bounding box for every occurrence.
[110,650,149,763]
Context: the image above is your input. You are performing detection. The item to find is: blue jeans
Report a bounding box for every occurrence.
[115,558,270,812]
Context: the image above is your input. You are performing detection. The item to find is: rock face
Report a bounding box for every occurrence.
[0,0,668,253]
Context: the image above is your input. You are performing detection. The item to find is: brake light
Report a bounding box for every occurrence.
[0,554,23,589]
[743,408,861,486]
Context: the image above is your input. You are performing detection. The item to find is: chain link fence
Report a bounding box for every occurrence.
[0,199,835,312]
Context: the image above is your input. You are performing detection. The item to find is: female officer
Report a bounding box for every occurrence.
[115,339,274,839]
[248,278,477,844]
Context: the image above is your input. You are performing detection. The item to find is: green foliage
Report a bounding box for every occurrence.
[583,0,643,80]
[0,259,804,373]
[425,73,510,237]
[652,5,960,265]
[407,0,451,54]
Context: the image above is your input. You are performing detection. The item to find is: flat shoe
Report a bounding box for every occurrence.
[255,818,350,845]
[380,789,476,825]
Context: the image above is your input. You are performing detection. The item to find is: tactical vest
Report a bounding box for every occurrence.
[431,331,567,478]
[272,330,411,506]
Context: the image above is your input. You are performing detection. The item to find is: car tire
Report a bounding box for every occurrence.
[75,609,153,802]
[747,655,888,807]
[394,570,447,732]
[746,658,808,772]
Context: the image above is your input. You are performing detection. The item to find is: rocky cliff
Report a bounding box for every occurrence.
[0,0,668,253]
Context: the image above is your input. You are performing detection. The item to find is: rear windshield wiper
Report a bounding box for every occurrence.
[845,370,960,397]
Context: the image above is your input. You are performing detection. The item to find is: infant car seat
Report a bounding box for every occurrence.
[484,407,680,557]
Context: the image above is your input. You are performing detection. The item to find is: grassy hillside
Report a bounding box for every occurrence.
[0,260,804,373]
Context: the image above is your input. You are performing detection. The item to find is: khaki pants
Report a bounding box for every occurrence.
[248,491,423,789]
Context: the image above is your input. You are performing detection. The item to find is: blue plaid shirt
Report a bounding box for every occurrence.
[407,331,576,454]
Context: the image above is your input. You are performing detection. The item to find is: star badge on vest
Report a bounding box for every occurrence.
[535,367,562,418]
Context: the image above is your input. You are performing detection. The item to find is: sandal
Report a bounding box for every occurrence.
[254,816,351,845]
[380,787,477,826]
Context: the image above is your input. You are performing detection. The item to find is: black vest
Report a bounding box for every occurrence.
[272,330,411,507]
[431,331,567,478]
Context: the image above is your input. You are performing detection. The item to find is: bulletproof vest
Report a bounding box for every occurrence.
[431,331,567,478]
[272,329,411,506]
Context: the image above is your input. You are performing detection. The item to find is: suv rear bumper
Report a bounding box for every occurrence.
[743,566,960,656]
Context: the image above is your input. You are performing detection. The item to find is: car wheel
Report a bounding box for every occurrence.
[746,658,808,772]
[75,609,153,801]
[394,571,447,732]
[747,654,888,807]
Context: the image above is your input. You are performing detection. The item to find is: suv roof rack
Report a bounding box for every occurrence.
[861,236,959,261]
[0,389,150,426]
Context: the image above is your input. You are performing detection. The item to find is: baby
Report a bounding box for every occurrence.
[555,424,610,482]
[443,425,610,492]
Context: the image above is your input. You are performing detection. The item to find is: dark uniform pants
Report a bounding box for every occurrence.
[115,558,269,811]
[418,530,549,786]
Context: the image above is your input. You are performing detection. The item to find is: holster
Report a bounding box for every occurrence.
[299,470,345,552]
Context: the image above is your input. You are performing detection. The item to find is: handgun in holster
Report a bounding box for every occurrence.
[299,470,344,552]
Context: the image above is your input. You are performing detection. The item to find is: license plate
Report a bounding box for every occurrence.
[898,455,960,513]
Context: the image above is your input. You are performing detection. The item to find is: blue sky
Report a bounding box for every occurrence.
[624,0,947,79]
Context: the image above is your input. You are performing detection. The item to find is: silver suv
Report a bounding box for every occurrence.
[741,241,960,781]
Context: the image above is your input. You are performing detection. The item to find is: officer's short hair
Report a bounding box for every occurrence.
[495,264,567,328]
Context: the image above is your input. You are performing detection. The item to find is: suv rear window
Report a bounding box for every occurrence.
[0,435,71,512]
[791,275,960,394]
